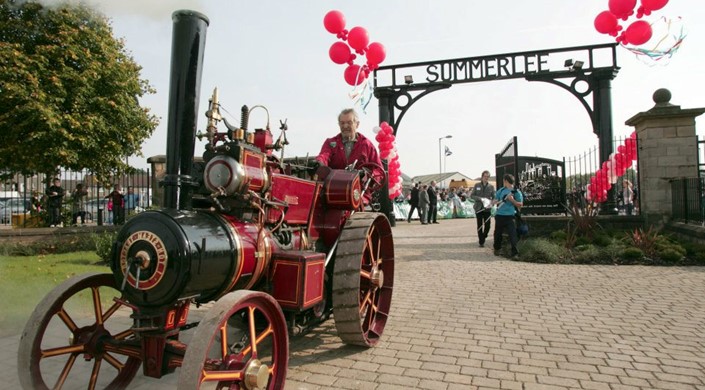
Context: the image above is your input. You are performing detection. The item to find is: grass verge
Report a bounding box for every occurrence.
[0,251,109,336]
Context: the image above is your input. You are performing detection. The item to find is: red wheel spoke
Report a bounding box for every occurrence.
[247,307,257,358]
[360,269,371,280]
[104,342,142,360]
[103,351,126,371]
[219,324,228,358]
[41,343,86,358]
[102,300,123,322]
[88,357,102,390]
[112,328,134,341]
[53,353,77,389]
[363,300,378,331]
[239,324,273,359]
[91,286,104,325]
[57,307,78,332]
[359,291,372,316]
[365,235,375,266]
[201,369,244,383]
[376,235,382,264]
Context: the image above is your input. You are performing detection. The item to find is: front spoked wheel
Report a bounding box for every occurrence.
[18,272,141,390]
[178,290,289,390]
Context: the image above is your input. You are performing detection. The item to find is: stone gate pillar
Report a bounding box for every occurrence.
[625,89,705,226]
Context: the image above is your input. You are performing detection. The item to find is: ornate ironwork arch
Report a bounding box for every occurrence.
[372,43,620,222]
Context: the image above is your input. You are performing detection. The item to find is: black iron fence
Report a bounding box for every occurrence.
[0,169,151,227]
[671,177,705,225]
[698,136,704,179]
[563,135,640,215]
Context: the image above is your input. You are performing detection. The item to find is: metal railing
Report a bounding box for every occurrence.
[698,136,704,179]
[1,169,152,227]
[563,136,640,214]
[671,177,705,225]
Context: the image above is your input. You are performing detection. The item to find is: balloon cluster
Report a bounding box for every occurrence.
[324,10,387,86]
[374,122,402,200]
[593,0,670,46]
[586,131,638,203]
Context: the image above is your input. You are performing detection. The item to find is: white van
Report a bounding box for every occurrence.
[0,190,22,202]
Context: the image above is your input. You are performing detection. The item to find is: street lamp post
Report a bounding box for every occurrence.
[438,135,452,183]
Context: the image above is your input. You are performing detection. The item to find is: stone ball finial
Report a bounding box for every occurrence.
[653,88,672,105]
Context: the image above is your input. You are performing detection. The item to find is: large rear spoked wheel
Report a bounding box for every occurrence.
[178,290,288,390]
[332,212,395,347]
[18,272,141,390]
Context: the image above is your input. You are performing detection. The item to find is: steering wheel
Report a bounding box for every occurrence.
[357,162,386,194]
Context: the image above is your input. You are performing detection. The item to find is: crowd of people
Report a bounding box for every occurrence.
[403,171,524,257]
[29,178,142,227]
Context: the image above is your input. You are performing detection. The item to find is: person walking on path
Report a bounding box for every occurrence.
[407,183,420,222]
[70,183,88,226]
[46,178,64,227]
[105,184,125,225]
[471,170,496,247]
[418,184,430,225]
[125,186,141,216]
[492,174,523,257]
[427,180,439,224]
[622,180,634,215]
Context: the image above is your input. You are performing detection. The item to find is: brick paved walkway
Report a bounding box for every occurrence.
[2,218,704,389]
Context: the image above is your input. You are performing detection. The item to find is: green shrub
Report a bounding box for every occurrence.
[575,236,591,247]
[658,248,683,263]
[624,226,660,257]
[572,244,601,263]
[621,247,644,260]
[0,236,95,256]
[549,230,567,242]
[593,234,612,247]
[517,238,571,264]
[92,231,117,263]
[682,241,705,257]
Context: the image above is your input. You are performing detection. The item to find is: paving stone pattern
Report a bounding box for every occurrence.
[2,218,704,389]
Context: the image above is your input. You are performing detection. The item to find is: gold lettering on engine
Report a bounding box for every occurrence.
[284,195,299,205]
[119,230,169,290]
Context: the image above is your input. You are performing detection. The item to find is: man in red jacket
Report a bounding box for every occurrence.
[315,109,385,200]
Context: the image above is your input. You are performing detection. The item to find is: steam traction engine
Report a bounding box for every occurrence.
[18,10,394,390]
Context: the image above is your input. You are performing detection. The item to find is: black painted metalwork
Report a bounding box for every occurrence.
[163,10,209,211]
[671,177,705,225]
[698,136,705,179]
[373,43,621,218]
[495,137,519,190]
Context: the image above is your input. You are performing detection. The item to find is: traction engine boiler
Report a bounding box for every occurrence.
[18,10,394,390]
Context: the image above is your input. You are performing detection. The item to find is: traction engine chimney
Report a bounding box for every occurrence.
[163,10,209,210]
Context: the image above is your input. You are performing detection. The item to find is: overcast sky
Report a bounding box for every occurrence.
[66,0,705,178]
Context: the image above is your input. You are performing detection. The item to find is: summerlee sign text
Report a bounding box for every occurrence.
[426,53,550,83]
[374,44,619,89]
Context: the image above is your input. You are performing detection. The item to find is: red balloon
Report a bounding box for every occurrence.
[625,20,652,45]
[609,0,636,20]
[323,10,346,34]
[594,11,620,36]
[329,42,351,65]
[344,64,365,86]
[347,26,369,52]
[365,42,386,65]
[641,0,669,12]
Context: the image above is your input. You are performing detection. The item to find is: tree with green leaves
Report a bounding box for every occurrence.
[0,0,158,183]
